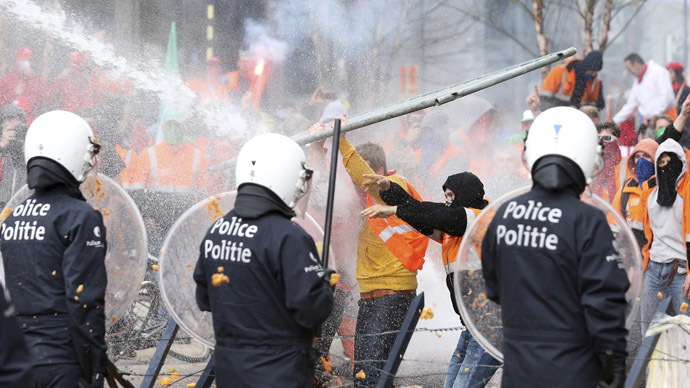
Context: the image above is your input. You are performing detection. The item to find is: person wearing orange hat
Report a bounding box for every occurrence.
[0,47,48,124]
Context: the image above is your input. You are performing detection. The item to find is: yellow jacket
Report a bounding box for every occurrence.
[339,138,418,292]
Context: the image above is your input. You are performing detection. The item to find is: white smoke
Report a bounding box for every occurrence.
[243,18,289,64]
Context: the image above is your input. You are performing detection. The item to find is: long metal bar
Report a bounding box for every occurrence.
[205,47,576,173]
[624,297,673,388]
[321,119,341,269]
[375,292,425,388]
[140,318,179,388]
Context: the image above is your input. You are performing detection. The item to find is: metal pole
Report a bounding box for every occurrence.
[206,47,577,173]
[320,119,341,269]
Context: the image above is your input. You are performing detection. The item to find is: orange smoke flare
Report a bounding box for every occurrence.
[254,58,265,76]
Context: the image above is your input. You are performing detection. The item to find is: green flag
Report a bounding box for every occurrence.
[156,21,182,143]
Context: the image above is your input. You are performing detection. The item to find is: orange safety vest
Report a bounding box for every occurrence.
[365,182,429,271]
[612,177,643,226]
[638,176,690,272]
[540,58,601,105]
[128,141,207,194]
[438,207,483,275]
[115,144,137,189]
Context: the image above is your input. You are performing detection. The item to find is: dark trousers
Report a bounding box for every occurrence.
[353,293,415,388]
[32,364,81,388]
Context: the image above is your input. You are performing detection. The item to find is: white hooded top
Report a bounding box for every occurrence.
[647,139,687,264]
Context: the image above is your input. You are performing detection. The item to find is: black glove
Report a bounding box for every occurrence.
[322,268,338,291]
[596,370,624,388]
[89,372,105,388]
[597,350,625,388]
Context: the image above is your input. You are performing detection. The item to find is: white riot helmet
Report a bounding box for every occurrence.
[24,110,100,182]
[236,133,313,216]
[523,106,602,184]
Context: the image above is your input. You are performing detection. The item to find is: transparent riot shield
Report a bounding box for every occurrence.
[158,191,333,348]
[453,186,643,361]
[0,174,148,329]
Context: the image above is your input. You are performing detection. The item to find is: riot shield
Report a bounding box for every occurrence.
[453,186,643,361]
[0,174,148,329]
[158,191,333,348]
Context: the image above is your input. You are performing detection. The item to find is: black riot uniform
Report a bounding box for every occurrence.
[0,282,34,387]
[1,160,107,388]
[194,184,334,388]
[481,156,630,388]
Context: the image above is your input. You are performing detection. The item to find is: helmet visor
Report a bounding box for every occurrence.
[293,164,313,218]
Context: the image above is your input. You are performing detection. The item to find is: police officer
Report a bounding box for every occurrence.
[1,110,106,388]
[481,107,630,388]
[0,281,34,386]
[193,133,334,387]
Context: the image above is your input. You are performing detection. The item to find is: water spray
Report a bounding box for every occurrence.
[206,47,577,173]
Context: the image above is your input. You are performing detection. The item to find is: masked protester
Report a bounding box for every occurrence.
[1,110,106,388]
[0,104,28,207]
[636,139,690,336]
[193,133,334,387]
[592,122,622,203]
[361,171,500,388]
[481,107,629,388]
[612,139,659,248]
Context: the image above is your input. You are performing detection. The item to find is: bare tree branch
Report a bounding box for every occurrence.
[598,0,614,53]
[605,0,647,49]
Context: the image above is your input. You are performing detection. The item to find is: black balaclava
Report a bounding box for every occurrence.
[234,183,296,219]
[656,152,684,207]
[442,172,487,210]
[532,155,587,195]
[26,157,84,199]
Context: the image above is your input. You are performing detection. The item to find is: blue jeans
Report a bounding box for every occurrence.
[640,260,690,335]
[444,330,500,388]
[354,293,415,388]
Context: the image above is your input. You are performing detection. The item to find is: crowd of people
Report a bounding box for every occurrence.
[1,40,690,388]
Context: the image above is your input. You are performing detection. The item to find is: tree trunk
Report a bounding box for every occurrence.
[531,0,549,79]
[598,0,614,54]
[583,0,596,55]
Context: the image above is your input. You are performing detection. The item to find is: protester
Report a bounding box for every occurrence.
[635,96,690,335]
[360,171,500,388]
[0,47,49,123]
[592,122,622,203]
[539,50,605,111]
[612,138,659,248]
[613,53,676,125]
[0,104,28,208]
[338,130,428,387]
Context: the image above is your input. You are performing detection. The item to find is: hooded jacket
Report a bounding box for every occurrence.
[380,172,488,317]
[613,139,659,227]
[638,139,690,272]
[540,53,604,110]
